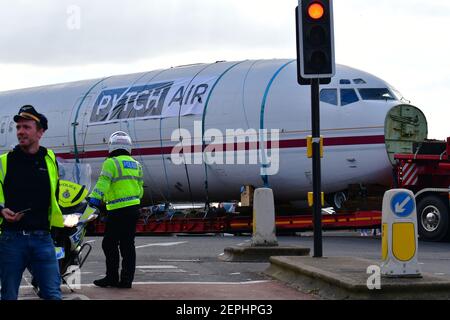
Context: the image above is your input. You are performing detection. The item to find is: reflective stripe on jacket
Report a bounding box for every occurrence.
[0,149,64,228]
[89,155,143,211]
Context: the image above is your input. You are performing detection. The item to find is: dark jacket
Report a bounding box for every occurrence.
[2,146,53,231]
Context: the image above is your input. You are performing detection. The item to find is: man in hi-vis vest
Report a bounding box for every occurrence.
[88,131,143,289]
[0,105,63,300]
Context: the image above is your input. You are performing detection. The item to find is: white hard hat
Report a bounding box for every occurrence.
[108,131,132,154]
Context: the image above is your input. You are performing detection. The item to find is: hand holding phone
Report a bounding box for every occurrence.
[1,208,29,222]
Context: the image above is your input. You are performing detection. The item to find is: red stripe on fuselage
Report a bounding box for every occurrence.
[56,135,385,160]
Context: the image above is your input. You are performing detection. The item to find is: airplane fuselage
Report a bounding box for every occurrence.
[0,59,428,205]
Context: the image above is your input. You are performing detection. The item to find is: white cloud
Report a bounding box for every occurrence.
[0,0,295,65]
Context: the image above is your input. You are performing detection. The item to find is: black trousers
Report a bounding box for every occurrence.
[102,205,139,283]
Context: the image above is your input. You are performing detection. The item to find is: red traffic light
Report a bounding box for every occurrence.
[308,3,324,20]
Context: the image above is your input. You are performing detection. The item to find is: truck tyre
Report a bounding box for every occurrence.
[417,195,449,242]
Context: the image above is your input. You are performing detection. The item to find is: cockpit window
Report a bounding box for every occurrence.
[358,88,396,101]
[341,89,359,106]
[320,89,338,106]
[389,86,407,102]
[353,78,366,84]
[339,79,351,85]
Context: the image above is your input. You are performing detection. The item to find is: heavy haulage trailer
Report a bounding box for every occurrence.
[91,209,381,235]
[89,137,450,242]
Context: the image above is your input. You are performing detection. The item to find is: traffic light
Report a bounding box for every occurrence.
[296,0,335,84]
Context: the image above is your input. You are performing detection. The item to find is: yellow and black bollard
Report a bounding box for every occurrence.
[381,189,421,277]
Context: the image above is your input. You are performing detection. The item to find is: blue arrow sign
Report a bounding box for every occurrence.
[391,192,415,218]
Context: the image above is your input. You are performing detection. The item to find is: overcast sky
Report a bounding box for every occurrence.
[0,0,449,139]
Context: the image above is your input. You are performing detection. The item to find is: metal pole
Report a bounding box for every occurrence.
[311,78,323,257]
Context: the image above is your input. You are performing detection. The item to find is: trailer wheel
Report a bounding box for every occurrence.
[326,192,347,209]
[417,195,449,242]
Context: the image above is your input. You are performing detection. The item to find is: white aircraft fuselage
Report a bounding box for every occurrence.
[0,59,428,205]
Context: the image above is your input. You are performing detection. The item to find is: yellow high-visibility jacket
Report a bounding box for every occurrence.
[0,149,64,228]
[89,155,144,211]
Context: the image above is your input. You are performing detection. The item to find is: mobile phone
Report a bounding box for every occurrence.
[15,208,31,215]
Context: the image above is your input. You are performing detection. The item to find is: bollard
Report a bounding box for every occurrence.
[381,189,421,277]
[251,188,278,247]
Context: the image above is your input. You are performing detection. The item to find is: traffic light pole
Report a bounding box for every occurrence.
[296,0,334,257]
[311,78,323,258]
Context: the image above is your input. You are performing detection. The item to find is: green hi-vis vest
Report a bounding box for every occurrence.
[89,155,144,211]
[0,149,64,229]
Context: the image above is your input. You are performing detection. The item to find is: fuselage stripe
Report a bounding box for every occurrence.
[56,134,385,159]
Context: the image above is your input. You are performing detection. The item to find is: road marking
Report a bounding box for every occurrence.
[136,265,187,273]
[19,280,272,290]
[159,259,200,262]
[139,269,187,273]
[63,294,91,300]
[19,293,91,300]
[229,272,241,275]
[136,241,188,249]
[22,274,33,287]
[117,280,272,285]
[136,265,178,269]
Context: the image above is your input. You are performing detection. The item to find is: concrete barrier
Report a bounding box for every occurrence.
[251,188,278,247]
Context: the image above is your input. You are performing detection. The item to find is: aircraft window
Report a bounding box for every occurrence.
[353,78,366,84]
[390,86,407,101]
[340,89,359,106]
[320,89,338,106]
[358,88,396,101]
[339,79,351,84]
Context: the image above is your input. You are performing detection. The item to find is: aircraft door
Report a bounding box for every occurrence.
[385,104,428,165]
[0,116,12,148]
[69,96,92,158]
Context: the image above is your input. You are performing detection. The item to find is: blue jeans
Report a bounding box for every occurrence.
[0,231,61,300]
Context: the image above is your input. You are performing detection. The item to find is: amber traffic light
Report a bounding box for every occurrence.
[296,0,335,83]
[308,3,324,20]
